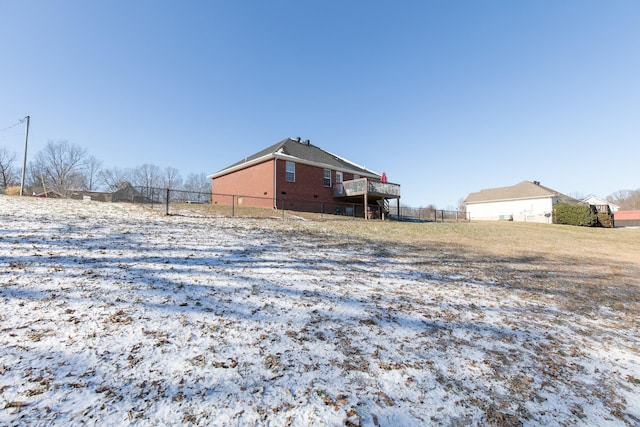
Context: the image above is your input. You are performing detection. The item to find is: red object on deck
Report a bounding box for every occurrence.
[381,172,387,183]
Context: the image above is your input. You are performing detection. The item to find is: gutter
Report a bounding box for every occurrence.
[206,153,274,179]
[208,152,380,181]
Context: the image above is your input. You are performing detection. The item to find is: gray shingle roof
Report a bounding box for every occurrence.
[215,138,379,177]
[465,181,575,203]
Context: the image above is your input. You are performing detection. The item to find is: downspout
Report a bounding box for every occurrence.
[273,158,277,209]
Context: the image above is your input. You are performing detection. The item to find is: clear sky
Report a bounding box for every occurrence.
[1,1,638,208]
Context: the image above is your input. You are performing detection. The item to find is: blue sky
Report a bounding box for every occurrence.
[1,1,638,208]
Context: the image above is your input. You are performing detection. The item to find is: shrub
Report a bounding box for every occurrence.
[2,185,21,196]
[597,212,614,228]
[553,203,598,227]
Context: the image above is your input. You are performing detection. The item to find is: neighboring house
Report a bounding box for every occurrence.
[465,180,578,223]
[207,137,401,218]
[69,190,114,202]
[581,195,620,212]
[614,210,640,227]
[26,186,65,198]
[67,185,146,203]
[111,185,143,203]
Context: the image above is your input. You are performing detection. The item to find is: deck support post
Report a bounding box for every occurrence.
[364,190,368,220]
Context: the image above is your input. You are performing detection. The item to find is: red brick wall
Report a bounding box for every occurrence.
[212,160,275,208]
[212,158,365,213]
[274,160,361,212]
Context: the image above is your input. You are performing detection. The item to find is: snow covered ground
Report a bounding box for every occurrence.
[1,195,639,426]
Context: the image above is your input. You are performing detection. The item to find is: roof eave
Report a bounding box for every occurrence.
[273,152,379,178]
[208,152,380,180]
[207,153,275,179]
[466,194,565,204]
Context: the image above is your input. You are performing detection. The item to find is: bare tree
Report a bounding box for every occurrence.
[32,140,88,196]
[608,189,640,210]
[100,167,134,192]
[132,163,161,189]
[184,172,211,194]
[161,166,183,190]
[84,156,103,191]
[0,147,17,189]
[26,158,44,188]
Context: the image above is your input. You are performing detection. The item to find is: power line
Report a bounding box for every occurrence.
[0,118,26,134]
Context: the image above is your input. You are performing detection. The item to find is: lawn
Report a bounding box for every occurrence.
[1,195,639,426]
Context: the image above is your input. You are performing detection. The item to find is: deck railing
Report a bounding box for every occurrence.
[333,178,400,198]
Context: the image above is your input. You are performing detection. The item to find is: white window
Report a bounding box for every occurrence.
[336,171,343,184]
[286,161,295,182]
[324,169,331,187]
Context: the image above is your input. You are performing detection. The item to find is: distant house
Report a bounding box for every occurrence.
[68,184,146,203]
[26,186,65,199]
[111,184,147,203]
[207,137,401,218]
[581,195,620,212]
[69,190,114,202]
[465,180,578,223]
[614,210,640,227]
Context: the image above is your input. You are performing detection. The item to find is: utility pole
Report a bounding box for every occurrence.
[19,115,30,196]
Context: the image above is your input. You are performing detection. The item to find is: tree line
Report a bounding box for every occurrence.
[1,140,639,209]
[0,140,211,196]
[607,190,640,210]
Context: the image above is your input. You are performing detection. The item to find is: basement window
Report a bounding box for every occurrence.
[324,169,331,187]
[286,161,295,182]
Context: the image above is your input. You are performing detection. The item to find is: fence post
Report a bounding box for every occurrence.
[232,195,235,217]
[165,188,170,215]
[281,192,286,219]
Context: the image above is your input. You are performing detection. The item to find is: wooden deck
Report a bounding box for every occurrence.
[333,178,401,219]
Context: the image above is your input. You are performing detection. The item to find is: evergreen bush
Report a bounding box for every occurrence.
[553,203,598,227]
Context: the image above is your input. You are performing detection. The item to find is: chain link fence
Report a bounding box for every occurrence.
[125,186,468,222]
[395,206,470,223]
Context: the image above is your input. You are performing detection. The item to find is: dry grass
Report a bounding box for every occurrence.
[226,212,640,322]
[2,196,639,425]
[170,200,640,322]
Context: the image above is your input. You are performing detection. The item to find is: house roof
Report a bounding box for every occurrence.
[581,194,620,209]
[208,137,380,179]
[465,180,576,204]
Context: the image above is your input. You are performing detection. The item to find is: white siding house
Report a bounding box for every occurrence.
[581,195,620,212]
[465,181,578,223]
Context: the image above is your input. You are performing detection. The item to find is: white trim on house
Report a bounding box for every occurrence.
[207,152,380,180]
[581,195,620,212]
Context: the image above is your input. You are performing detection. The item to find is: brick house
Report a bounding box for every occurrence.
[207,137,401,218]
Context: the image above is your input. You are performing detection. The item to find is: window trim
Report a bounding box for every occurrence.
[285,161,295,182]
[323,169,332,187]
